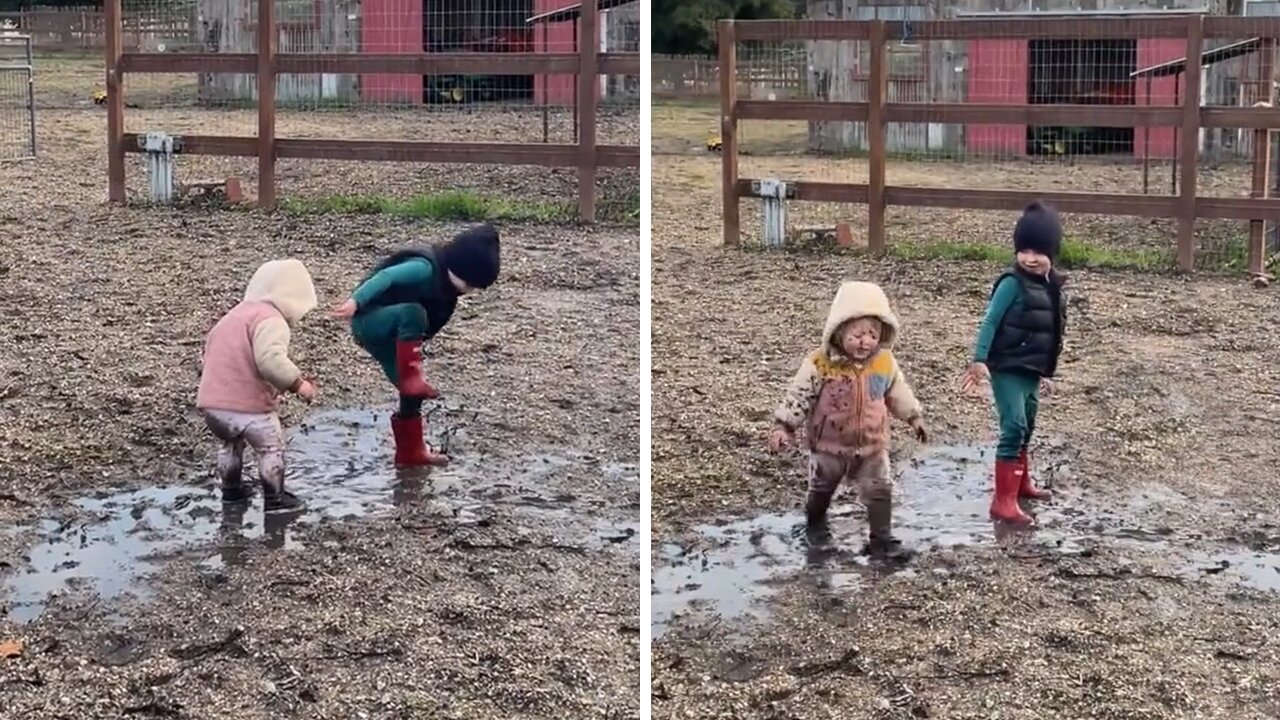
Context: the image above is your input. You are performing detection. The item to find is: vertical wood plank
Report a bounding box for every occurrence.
[719,19,739,246]
[1176,14,1203,273]
[577,0,599,222]
[867,19,888,253]
[257,0,277,208]
[104,0,124,203]
[1249,38,1274,275]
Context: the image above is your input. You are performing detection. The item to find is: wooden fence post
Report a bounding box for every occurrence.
[1248,38,1274,275]
[719,20,739,246]
[1176,14,1204,272]
[867,19,887,253]
[257,0,276,208]
[104,0,125,203]
[576,0,599,222]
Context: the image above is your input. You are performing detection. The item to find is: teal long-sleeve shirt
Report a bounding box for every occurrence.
[351,257,435,310]
[972,276,1021,363]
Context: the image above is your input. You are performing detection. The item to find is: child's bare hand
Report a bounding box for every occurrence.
[296,379,318,402]
[909,416,928,443]
[329,298,357,320]
[959,362,990,395]
[1039,378,1056,395]
[767,426,794,453]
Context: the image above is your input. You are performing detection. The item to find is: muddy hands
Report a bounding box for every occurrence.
[767,425,794,453]
[959,361,990,396]
[329,298,357,320]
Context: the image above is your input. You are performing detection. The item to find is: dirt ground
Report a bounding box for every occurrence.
[0,63,640,718]
[651,104,1280,719]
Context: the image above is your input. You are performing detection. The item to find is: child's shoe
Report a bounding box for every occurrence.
[1017,448,1052,500]
[990,458,1034,525]
[394,340,440,399]
[220,482,253,504]
[264,488,306,514]
[805,490,834,527]
[391,414,449,467]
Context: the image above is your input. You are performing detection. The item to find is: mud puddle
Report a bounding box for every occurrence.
[653,444,1280,637]
[3,409,637,624]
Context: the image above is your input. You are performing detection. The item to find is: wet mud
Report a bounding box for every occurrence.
[653,444,1280,637]
[3,408,638,624]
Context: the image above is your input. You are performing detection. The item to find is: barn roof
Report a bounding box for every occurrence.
[1130,37,1264,78]
[526,0,637,24]
[955,7,1209,17]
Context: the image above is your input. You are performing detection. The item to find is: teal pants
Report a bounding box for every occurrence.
[350,303,430,384]
[991,371,1039,460]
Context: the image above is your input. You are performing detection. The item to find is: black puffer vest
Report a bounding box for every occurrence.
[986,266,1065,378]
[356,246,459,339]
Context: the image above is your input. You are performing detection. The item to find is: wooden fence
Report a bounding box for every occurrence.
[718,16,1280,273]
[103,0,640,220]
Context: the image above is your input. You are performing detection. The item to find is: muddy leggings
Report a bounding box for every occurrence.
[807,450,893,535]
[201,409,286,493]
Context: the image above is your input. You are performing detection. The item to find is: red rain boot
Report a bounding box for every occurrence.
[394,340,440,399]
[990,458,1034,525]
[1018,448,1052,500]
[391,414,449,467]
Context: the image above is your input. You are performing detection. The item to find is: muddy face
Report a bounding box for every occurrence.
[837,317,882,362]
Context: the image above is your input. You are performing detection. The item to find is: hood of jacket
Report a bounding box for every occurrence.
[820,281,900,357]
[243,258,317,324]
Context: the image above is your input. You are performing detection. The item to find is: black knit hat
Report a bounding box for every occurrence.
[438,224,500,289]
[1013,201,1062,259]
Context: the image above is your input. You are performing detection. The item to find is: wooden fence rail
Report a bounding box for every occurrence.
[719,15,1280,273]
[103,0,640,220]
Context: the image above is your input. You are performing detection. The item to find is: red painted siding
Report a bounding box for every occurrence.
[361,0,423,103]
[533,0,601,106]
[966,39,1028,156]
[1135,38,1185,160]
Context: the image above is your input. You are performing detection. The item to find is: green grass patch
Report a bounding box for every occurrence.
[280,190,576,223]
[772,234,1249,273]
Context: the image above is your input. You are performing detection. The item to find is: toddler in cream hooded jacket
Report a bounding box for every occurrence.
[197,258,317,514]
[767,281,926,553]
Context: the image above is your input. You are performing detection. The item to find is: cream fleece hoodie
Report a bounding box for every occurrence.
[196,259,317,413]
[772,281,922,451]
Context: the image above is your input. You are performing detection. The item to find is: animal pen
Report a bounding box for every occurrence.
[0,34,36,162]
[717,14,1280,273]
[102,0,640,219]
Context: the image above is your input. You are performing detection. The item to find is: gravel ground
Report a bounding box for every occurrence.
[0,80,640,717]
[651,136,1280,718]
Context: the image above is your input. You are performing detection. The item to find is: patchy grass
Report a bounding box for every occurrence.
[280,190,576,223]
[766,235,1249,273]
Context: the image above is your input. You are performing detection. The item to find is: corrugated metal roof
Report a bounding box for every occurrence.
[955,8,1209,17]
[1129,37,1264,78]
[526,0,637,24]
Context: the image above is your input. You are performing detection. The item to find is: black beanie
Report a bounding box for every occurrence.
[1013,201,1062,259]
[438,224,500,289]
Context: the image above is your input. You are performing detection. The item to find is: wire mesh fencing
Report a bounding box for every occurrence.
[0,35,36,161]
[717,13,1280,272]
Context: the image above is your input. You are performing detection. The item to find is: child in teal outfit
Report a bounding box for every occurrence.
[331,224,500,467]
[961,202,1066,525]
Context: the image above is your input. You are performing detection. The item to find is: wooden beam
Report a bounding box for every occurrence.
[734,20,870,41]
[867,20,887,253]
[257,0,276,208]
[884,186,1178,217]
[119,53,256,73]
[1197,196,1280,220]
[1249,40,1274,274]
[1204,16,1280,40]
[122,133,257,156]
[737,100,869,123]
[1177,15,1204,272]
[104,0,124,202]
[577,0,598,222]
[719,20,739,246]
[738,179,870,204]
[885,103,1182,127]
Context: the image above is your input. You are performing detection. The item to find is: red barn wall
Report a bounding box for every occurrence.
[533,0,602,106]
[361,0,424,103]
[1135,38,1185,160]
[966,38,1029,157]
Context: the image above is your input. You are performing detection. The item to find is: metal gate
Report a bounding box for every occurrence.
[0,34,35,161]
